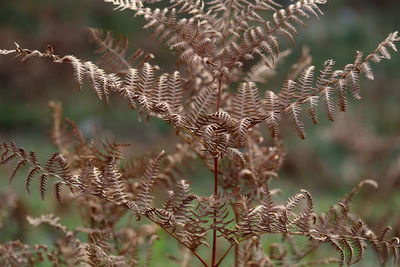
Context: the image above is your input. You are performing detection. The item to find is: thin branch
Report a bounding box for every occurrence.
[211,157,219,267]
[215,243,234,267]
[211,75,223,267]
[141,212,210,267]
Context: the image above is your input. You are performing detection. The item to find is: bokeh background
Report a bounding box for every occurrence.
[0,0,399,266]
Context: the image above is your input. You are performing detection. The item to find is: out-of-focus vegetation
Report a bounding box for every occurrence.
[0,0,399,266]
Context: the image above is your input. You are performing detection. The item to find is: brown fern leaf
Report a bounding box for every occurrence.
[26,167,40,194]
[320,86,335,121]
[0,240,51,266]
[254,32,400,139]
[54,182,64,202]
[351,237,366,264]
[27,214,69,234]
[136,151,165,212]
[104,0,143,11]
[226,147,246,166]
[233,189,260,238]
[346,68,361,100]
[0,141,76,200]
[138,62,155,95]
[326,237,345,267]
[291,190,315,232]
[9,159,28,184]
[103,157,128,205]
[278,79,297,107]
[335,77,347,112]
[231,82,262,121]
[341,179,378,209]
[67,55,86,89]
[40,173,49,200]
[226,0,327,67]
[88,28,131,72]
[78,164,104,197]
[150,71,183,116]
[297,66,315,98]
[317,59,336,87]
[172,180,197,226]
[187,84,217,125]
[137,7,216,68]
[151,73,169,105]
[264,90,281,138]
[146,208,176,229]
[167,71,183,113]
[178,213,208,250]
[306,96,319,124]
[285,103,306,139]
[366,31,399,63]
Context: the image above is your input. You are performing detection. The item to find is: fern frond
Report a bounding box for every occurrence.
[138,62,155,95]
[317,59,335,88]
[264,90,281,138]
[231,82,262,120]
[245,49,291,83]
[233,189,260,238]
[335,77,347,112]
[103,157,128,205]
[104,0,143,11]
[351,238,366,264]
[226,147,245,165]
[9,159,28,183]
[137,151,165,212]
[253,32,400,139]
[278,80,297,107]
[306,96,319,124]
[285,103,306,139]
[172,180,197,226]
[320,86,335,121]
[226,0,327,68]
[88,28,132,72]
[297,66,315,98]
[27,214,68,234]
[341,179,378,209]
[137,7,216,67]
[188,84,217,125]
[326,238,345,267]
[346,69,361,100]
[337,238,352,266]
[63,55,86,89]
[285,192,305,212]
[0,141,76,201]
[40,173,49,200]
[167,71,183,113]
[366,31,399,62]
[26,167,40,194]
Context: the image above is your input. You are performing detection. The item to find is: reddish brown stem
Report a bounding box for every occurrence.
[216,76,222,111]
[212,77,223,266]
[234,208,240,266]
[211,157,219,267]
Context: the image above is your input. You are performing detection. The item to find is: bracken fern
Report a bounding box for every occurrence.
[1,0,399,266]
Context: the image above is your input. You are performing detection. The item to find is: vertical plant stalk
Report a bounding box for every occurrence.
[211,77,223,266]
[234,209,240,266]
[211,156,219,267]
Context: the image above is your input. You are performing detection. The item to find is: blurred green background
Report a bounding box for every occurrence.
[0,0,400,266]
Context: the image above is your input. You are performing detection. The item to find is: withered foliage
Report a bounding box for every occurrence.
[1,0,400,266]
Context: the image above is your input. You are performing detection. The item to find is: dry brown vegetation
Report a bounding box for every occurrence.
[1,0,399,266]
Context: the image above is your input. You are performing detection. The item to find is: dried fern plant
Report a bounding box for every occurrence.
[1,0,400,266]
